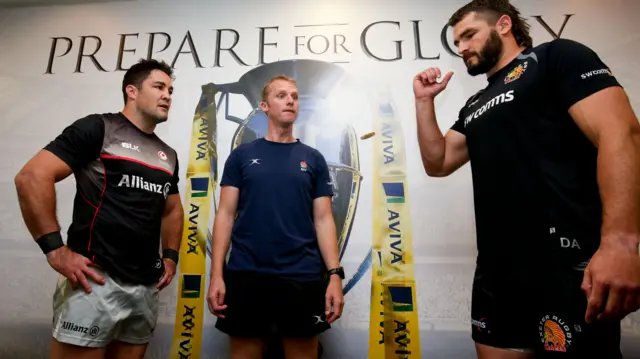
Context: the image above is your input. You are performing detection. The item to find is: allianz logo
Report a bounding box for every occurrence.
[117,174,171,199]
[61,321,100,337]
[464,90,515,127]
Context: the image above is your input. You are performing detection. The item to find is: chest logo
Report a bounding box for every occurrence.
[249,159,260,165]
[117,174,171,199]
[300,161,308,172]
[158,151,167,161]
[504,61,527,84]
[121,142,140,152]
[463,90,515,127]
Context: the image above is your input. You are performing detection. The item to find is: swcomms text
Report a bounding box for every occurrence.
[464,90,515,127]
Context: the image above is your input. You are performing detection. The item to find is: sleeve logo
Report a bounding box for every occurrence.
[580,68,613,79]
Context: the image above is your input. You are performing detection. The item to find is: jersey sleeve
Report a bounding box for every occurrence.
[450,91,481,135]
[312,150,334,199]
[546,38,621,111]
[168,154,180,195]
[220,147,242,188]
[43,114,105,172]
[450,108,467,135]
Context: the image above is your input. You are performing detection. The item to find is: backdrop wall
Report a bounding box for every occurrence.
[0,0,639,358]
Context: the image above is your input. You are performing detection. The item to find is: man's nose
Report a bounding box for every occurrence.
[458,42,469,56]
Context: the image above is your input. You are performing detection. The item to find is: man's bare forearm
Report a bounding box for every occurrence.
[161,206,183,252]
[316,216,340,270]
[598,130,640,252]
[416,98,446,173]
[14,171,61,239]
[210,212,234,279]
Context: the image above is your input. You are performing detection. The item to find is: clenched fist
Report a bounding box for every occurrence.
[413,67,454,100]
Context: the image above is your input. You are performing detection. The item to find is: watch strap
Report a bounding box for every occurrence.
[327,266,345,279]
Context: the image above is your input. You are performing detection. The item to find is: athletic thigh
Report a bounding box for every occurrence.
[214,270,273,338]
[475,343,535,359]
[105,340,148,359]
[535,268,622,358]
[277,277,330,339]
[470,266,539,352]
[50,338,107,359]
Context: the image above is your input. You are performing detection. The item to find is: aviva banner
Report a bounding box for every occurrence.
[169,87,219,359]
[368,98,421,359]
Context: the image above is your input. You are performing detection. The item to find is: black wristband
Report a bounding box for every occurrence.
[163,248,179,264]
[36,231,64,255]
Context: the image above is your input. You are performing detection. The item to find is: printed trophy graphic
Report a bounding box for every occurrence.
[197,59,368,293]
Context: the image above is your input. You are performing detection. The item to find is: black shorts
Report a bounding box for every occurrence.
[471,264,621,358]
[214,270,330,338]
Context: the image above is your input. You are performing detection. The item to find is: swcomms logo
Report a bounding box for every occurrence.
[581,68,612,79]
[464,90,515,127]
[117,174,171,199]
[472,318,488,332]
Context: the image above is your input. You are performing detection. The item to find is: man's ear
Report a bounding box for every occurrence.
[259,100,268,113]
[125,84,139,102]
[496,14,513,35]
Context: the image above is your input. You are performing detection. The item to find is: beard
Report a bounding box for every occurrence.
[464,30,503,76]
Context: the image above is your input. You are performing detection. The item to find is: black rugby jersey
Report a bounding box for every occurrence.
[451,39,620,269]
[44,112,180,285]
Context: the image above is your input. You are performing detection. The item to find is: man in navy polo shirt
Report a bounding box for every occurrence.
[206,74,345,359]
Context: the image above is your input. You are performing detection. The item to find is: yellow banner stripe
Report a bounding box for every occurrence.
[169,85,219,359]
[369,97,421,359]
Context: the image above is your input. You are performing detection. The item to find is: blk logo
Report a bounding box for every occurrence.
[121,142,140,152]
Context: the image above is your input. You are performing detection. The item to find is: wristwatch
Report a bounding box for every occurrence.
[327,267,345,280]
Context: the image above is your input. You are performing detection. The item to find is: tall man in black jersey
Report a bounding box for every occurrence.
[14,59,184,359]
[414,0,640,358]
[205,75,345,359]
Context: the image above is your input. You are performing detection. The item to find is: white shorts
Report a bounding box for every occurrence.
[52,266,159,348]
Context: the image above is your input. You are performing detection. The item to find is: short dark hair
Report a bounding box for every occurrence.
[122,58,174,104]
[448,0,533,48]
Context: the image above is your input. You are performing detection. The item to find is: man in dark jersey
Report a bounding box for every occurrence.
[414,0,640,358]
[14,59,184,359]
[205,75,345,359]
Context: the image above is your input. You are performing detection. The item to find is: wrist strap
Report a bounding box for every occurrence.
[163,248,179,264]
[36,231,64,255]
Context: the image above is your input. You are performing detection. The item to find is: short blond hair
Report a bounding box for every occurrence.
[261,75,297,102]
